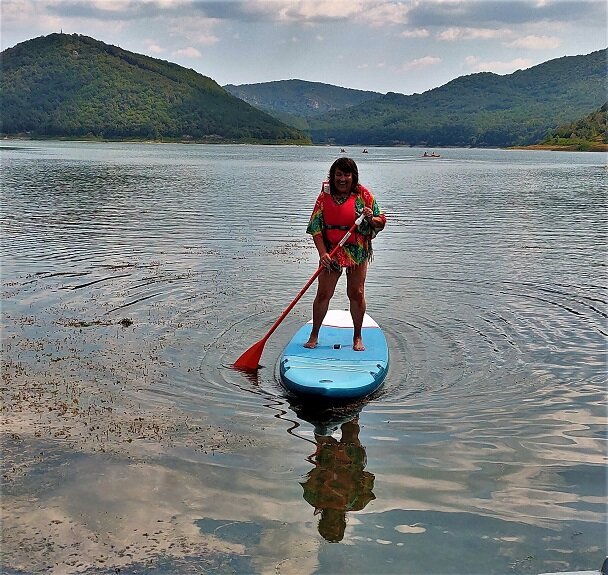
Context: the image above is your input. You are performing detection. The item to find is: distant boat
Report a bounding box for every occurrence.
[423,152,441,158]
[362,149,368,153]
[340,148,346,153]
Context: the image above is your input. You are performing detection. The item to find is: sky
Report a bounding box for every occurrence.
[1,0,606,95]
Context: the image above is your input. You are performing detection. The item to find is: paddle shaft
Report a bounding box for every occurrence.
[233,213,365,369]
[257,213,365,345]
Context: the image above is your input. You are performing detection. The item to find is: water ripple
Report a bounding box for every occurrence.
[2,142,605,574]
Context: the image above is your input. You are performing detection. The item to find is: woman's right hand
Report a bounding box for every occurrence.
[319,252,332,269]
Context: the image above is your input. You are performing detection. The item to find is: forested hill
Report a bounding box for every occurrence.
[0,33,310,144]
[539,103,607,151]
[2,34,605,148]
[224,80,381,130]
[307,49,607,147]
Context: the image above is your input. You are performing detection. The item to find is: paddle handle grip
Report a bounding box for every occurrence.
[260,213,365,344]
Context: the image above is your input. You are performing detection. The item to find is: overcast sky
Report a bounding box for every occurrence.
[2,0,606,95]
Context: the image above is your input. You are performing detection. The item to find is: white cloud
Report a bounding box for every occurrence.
[172,47,202,58]
[141,0,183,6]
[400,28,430,38]
[466,56,532,73]
[250,0,363,22]
[90,0,124,11]
[168,18,219,46]
[438,27,507,41]
[240,0,410,26]
[360,1,411,26]
[404,56,442,70]
[405,0,607,28]
[505,35,560,49]
[146,42,164,54]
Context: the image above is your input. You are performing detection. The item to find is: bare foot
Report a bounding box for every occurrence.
[303,336,318,349]
[353,337,365,351]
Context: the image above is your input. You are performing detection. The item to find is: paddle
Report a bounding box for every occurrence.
[233,212,366,371]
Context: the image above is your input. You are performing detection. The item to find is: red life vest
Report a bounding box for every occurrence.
[323,188,358,245]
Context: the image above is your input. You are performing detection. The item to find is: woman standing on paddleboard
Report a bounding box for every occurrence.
[304,157,386,351]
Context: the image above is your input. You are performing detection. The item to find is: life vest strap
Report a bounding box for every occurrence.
[325,224,351,231]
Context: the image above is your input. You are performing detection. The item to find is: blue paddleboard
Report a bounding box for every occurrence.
[279,309,389,399]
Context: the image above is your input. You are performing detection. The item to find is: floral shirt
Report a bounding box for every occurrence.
[306,184,386,267]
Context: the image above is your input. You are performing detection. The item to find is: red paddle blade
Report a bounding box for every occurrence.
[233,338,266,371]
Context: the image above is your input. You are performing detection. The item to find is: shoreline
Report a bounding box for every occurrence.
[2,135,607,151]
[508,143,608,152]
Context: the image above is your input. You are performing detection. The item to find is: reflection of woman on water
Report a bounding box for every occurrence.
[301,418,375,542]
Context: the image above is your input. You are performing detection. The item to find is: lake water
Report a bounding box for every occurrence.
[1,141,606,575]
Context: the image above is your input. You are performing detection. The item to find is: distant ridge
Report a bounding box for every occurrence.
[307,48,607,147]
[224,80,381,130]
[0,33,310,144]
[227,50,607,148]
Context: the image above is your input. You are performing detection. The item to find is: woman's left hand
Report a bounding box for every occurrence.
[362,206,373,221]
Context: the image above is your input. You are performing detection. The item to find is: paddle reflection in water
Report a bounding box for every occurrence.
[291,401,376,543]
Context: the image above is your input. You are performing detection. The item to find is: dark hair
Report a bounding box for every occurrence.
[329,157,359,195]
[318,508,347,542]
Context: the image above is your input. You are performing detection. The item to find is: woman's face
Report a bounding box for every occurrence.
[333,169,353,195]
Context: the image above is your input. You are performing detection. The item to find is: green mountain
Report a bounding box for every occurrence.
[227,50,606,147]
[224,80,381,130]
[0,33,310,144]
[306,49,607,147]
[2,33,605,148]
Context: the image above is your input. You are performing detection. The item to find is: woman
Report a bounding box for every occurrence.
[304,157,386,351]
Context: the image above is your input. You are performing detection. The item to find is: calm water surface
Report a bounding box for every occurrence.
[1,142,606,574]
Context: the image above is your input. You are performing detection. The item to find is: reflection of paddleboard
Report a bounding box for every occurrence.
[280,310,389,399]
